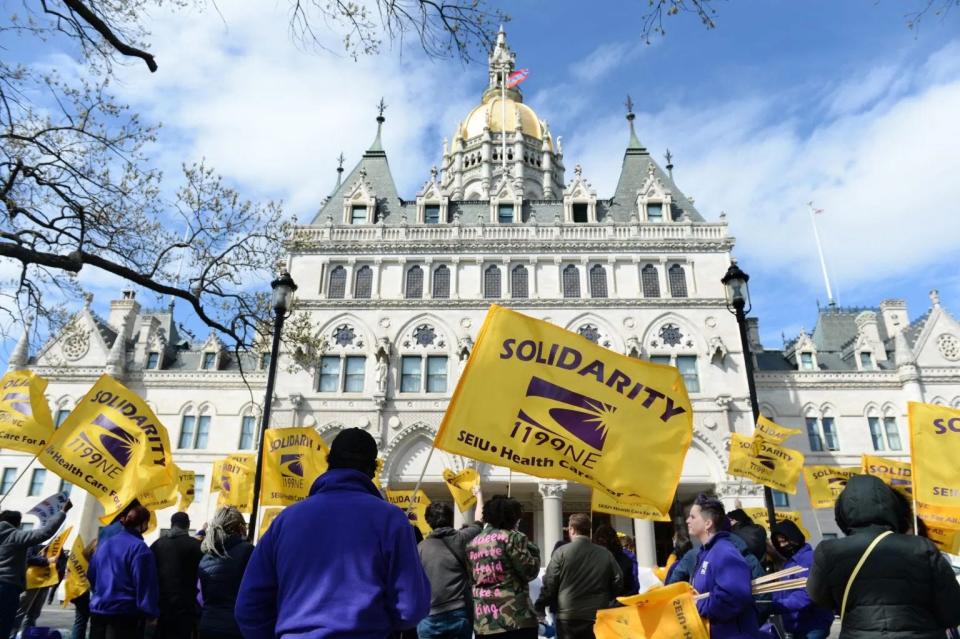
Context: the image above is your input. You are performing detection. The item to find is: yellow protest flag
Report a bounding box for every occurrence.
[25,526,72,590]
[258,507,284,539]
[597,582,709,639]
[591,489,670,522]
[861,453,913,501]
[210,459,224,493]
[0,370,55,454]
[728,433,804,494]
[754,415,801,444]
[177,469,195,511]
[803,465,859,509]
[742,508,812,540]
[442,468,479,513]
[38,375,175,519]
[260,428,329,506]
[909,402,960,529]
[216,454,255,513]
[62,535,90,605]
[372,458,384,490]
[923,523,960,554]
[434,305,693,514]
[386,489,432,536]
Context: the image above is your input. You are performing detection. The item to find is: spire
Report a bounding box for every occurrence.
[484,25,520,102]
[366,99,387,157]
[335,152,345,188]
[7,317,32,373]
[105,310,129,377]
[664,149,674,179]
[624,95,647,155]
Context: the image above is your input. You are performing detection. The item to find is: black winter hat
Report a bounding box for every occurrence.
[328,428,379,475]
[771,519,805,546]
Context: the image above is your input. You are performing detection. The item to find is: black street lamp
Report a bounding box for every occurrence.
[247,271,297,541]
[721,260,778,534]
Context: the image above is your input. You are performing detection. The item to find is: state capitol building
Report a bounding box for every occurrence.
[4,30,959,564]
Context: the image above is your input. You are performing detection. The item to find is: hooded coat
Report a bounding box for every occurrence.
[0,511,66,590]
[692,531,760,639]
[88,527,160,618]
[418,522,482,616]
[234,468,431,639]
[807,474,960,639]
[769,521,833,637]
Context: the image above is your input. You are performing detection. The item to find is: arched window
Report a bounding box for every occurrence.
[562,265,580,298]
[484,265,501,299]
[668,264,688,298]
[589,264,608,298]
[641,265,660,298]
[328,266,346,299]
[511,265,529,299]
[432,265,450,299]
[354,266,372,299]
[178,406,211,450]
[405,266,424,299]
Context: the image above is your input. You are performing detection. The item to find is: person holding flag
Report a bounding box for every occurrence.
[768,521,833,639]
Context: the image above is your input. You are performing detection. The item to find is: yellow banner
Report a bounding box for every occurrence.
[178,469,195,512]
[25,526,72,590]
[598,582,709,639]
[62,535,89,605]
[909,402,960,529]
[434,305,693,514]
[754,415,801,444]
[38,375,175,518]
[258,507,284,539]
[803,465,859,509]
[728,433,804,494]
[861,454,913,500]
[216,454,255,513]
[923,523,960,555]
[373,458,384,490]
[261,428,329,506]
[386,489,432,536]
[0,370,55,454]
[442,468,479,513]
[742,508,811,540]
[591,489,670,522]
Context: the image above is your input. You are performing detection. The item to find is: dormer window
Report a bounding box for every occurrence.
[498,203,514,224]
[424,205,441,224]
[859,352,873,370]
[202,352,217,370]
[145,352,160,370]
[572,203,589,223]
[350,205,368,224]
[647,203,663,222]
[800,352,815,371]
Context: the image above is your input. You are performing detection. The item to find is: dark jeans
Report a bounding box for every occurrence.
[72,592,90,639]
[156,613,195,639]
[476,629,537,639]
[417,608,472,639]
[15,587,48,632]
[89,613,146,639]
[0,582,22,639]
[791,631,829,639]
[555,618,595,639]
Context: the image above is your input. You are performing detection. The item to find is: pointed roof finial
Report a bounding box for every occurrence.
[83,292,93,309]
[930,289,941,308]
[335,152,345,188]
[367,99,388,155]
[7,316,32,372]
[624,94,645,153]
[377,97,387,120]
[665,148,674,179]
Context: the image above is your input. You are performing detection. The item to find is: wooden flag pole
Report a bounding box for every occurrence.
[407,445,436,515]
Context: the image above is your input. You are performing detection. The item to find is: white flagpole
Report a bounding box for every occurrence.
[501,69,507,178]
[807,202,834,305]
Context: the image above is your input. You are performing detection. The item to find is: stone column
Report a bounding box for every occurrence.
[633,519,657,568]
[538,480,567,558]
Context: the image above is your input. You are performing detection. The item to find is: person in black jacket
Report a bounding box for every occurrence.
[197,507,253,639]
[592,525,638,596]
[151,512,203,639]
[807,474,960,639]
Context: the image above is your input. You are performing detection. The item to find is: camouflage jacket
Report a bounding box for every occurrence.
[466,524,541,634]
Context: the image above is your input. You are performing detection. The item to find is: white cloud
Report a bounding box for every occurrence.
[569,42,639,83]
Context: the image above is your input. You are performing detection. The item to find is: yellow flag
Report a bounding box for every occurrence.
[597,582,709,639]
[62,535,89,605]
[0,370,55,454]
[442,468,479,513]
[861,454,913,501]
[216,454,255,513]
[909,402,960,529]
[38,375,174,519]
[373,458,384,490]
[25,526,72,590]
[803,465,859,509]
[754,415,801,444]
[210,459,224,493]
[258,507,284,539]
[742,508,812,540]
[591,489,670,522]
[386,489,432,536]
[728,433,804,494]
[434,305,693,514]
[261,428,329,506]
[177,469,195,512]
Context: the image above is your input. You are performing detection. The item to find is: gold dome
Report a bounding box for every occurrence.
[455,95,551,149]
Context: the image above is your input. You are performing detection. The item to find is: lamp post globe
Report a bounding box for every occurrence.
[721,260,751,313]
[271,271,298,314]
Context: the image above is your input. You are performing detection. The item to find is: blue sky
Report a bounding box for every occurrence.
[2,0,960,363]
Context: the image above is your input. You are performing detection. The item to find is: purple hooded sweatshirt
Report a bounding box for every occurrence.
[692,531,760,639]
[235,468,431,638]
[88,527,160,618]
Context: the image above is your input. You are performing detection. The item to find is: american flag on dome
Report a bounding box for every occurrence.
[506,68,529,88]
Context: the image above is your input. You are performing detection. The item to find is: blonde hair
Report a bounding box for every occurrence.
[201,507,246,558]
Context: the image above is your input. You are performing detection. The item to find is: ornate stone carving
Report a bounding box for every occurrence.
[937,334,960,361]
[61,327,90,361]
[537,480,568,499]
[716,481,765,498]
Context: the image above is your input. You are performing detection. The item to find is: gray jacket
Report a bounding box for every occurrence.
[417,522,482,616]
[535,536,623,621]
[0,511,66,590]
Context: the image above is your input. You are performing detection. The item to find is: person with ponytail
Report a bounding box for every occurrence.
[87,501,160,638]
[197,507,253,639]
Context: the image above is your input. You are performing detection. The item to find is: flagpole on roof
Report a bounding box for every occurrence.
[501,69,507,177]
[807,202,835,306]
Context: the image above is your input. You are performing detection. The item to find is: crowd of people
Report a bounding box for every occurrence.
[0,428,959,639]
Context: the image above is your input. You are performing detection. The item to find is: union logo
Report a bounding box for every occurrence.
[78,414,138,467]
[518,377,615,451]
[2,392,31,417]
[279,453,304,478]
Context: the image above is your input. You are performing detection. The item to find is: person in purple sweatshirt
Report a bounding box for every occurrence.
[235,428,431,638]
[87,503,160,639]
[769,520,833,639]
[687,494,759,639]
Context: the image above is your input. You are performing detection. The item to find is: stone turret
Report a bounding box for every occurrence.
[6,318,31,373]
